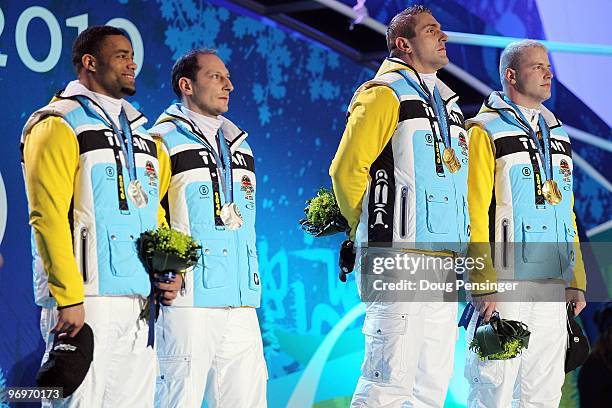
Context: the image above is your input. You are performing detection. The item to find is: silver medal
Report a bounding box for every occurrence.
[127,180,148,208]
[220,203,244,230]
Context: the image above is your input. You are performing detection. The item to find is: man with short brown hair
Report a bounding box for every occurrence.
[331,6,469,406]
[150,49,267,408]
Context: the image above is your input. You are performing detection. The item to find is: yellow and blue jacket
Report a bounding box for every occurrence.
[466,91,586,293]
[149,104,260,308]
[21,81,162,307]
[330,58,470,254]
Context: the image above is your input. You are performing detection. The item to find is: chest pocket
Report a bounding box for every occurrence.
[425,188,451,234]
[201,239,231,289]
[107,225,142,277]
[521,218,554,263]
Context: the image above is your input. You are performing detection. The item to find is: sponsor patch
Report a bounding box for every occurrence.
[559,159,571,177]
[241,175,254,200]
[458,133,468,156]
[145,160,157,187]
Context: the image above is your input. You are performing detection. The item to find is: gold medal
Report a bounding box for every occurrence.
[542,179,562,205]
[442,147,461,173]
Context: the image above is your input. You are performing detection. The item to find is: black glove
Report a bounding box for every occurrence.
[338,240,356,282]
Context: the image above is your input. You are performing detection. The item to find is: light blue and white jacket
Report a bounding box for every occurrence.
[352,59,470,253]
[149,104,260,308]
[467,92,582,283]
[22,81,159,306]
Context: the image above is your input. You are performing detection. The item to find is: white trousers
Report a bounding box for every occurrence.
[40,296,157,408]
[351,301,458,408]
[465,281,567,408]
[154,307,267,408]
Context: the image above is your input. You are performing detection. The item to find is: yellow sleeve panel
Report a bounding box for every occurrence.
[155,136,171,228]
[329,86,399,240]
[23,116,83,307]
[466,125,497,293]
[569,194,587,291]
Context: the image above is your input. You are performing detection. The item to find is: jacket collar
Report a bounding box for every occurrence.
[376,57,459,105]
[60,80,147,128]
[155,103,248,150]
[482,91,561,130]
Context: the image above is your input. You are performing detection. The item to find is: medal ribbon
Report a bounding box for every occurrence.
[502,95,553,182]
[431,86,452,150]
[216,128,234,203]
[75,96,137,181]
[74,96,138,211]
[172,107,234,227]
[177,105,233,203]
[116,110,137,182]
[396,71,452,150]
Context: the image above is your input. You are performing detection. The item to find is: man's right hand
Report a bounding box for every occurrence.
[52,303,85,338]
[472,293,497,323]
[339,240,356,282]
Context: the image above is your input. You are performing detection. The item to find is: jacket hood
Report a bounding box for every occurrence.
[153,103,247,148]
[23,80,147,136]
[470,91,561,130]
[375,57,458,103]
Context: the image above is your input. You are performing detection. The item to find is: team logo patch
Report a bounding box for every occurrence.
[145,161,157,187]
[241,175,254,200]
[559,159,571,177]
[458,133,468,156]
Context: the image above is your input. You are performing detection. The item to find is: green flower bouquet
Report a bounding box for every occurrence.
[139,226,201,274]
[469,313,531,360]
[299,188,349,237]
[138,226,201,320]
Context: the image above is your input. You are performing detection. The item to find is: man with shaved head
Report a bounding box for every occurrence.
[464,39,587,406]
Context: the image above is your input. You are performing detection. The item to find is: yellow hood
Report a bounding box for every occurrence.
[375,57,418,77]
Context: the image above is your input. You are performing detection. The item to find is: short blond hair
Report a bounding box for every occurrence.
[499,39,547,85]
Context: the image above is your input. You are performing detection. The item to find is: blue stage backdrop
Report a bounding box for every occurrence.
[0,1,610,407]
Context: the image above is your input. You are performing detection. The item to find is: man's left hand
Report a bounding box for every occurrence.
[566,288,586,316]
[154,273,183,306]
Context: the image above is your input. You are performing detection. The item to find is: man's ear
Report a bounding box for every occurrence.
[505,68,517,86]
[178,77,193,96]
[82,54,96,73]
[395,37,411,55]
